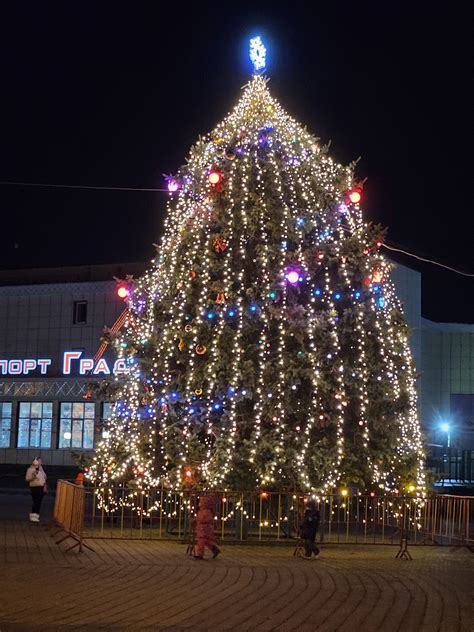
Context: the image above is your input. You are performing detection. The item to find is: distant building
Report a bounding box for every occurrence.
[0,260,472,474]
[391,264,474,451]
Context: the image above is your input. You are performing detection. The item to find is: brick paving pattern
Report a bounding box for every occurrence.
[0,497,472,631]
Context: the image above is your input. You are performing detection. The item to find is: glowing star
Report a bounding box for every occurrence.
[249,36,266,73]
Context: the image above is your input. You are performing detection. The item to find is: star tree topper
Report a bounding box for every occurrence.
[249,36,266,73]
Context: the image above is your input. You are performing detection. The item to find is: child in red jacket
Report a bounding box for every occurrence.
[194,495,221,560]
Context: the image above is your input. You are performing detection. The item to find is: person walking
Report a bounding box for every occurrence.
[25,458,47,523]
[300,500,320,559]
[193,495,221,560]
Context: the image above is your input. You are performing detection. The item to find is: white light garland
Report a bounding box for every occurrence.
[89,74,426,503]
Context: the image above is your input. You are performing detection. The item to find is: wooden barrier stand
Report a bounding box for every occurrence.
[52,480,93,553]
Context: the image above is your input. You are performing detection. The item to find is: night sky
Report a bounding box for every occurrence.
[0,4,472,322]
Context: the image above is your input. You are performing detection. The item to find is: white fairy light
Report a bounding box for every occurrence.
[89,73,426,507]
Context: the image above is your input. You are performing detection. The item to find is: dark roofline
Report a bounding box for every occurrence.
[0,262,149,286]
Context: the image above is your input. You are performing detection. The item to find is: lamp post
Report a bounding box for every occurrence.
[439,422,452,484]
[440,422,451,449]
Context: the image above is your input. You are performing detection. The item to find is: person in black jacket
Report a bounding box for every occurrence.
[300,501,320,559]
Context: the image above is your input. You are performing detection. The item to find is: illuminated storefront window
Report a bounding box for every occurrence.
[0,402,12,448]
[17,402,53,448]
[59,402,95,449]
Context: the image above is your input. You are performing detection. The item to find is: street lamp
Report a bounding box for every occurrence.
[440,422,451,448]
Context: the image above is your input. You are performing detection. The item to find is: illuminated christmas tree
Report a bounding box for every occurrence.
[90,39,425,495]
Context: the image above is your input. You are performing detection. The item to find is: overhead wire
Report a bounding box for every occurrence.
[381,243,474,278]
[0,179,473,277]
[0,180,168,192]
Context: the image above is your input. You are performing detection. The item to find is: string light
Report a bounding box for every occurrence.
[89,71,426,505]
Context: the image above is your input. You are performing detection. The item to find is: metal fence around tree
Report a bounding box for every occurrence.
[80,486,473,549]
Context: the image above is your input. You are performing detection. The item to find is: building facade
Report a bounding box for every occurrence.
[0,263,146,470]
[390,264,474,451]
[0,261,473,474]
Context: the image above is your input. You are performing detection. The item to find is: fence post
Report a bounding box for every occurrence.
[221,495,226,541]
[159,485,163,538]
[345,495,350,542]
[277,494,281,541]
[319,500,326,544]
[395,502,412,560]
[382,498,386,542]
[240,493,244,541]
[465,498,471,546]
[328,495,333,542]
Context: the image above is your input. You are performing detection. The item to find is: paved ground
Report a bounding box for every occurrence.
[0,493,472,631]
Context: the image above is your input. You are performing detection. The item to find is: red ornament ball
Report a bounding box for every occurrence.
[348,188,362,204]
[209,170,223,185]
[117,284,129,299]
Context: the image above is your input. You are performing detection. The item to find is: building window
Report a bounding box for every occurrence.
[101,402,113,438]
[0,402,13,448]
[59,402,95,449]
[102,402,113,420]
[17,402,53,448]
[73,300,88,324]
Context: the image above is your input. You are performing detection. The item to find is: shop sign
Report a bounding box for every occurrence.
[0,351,126,376]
